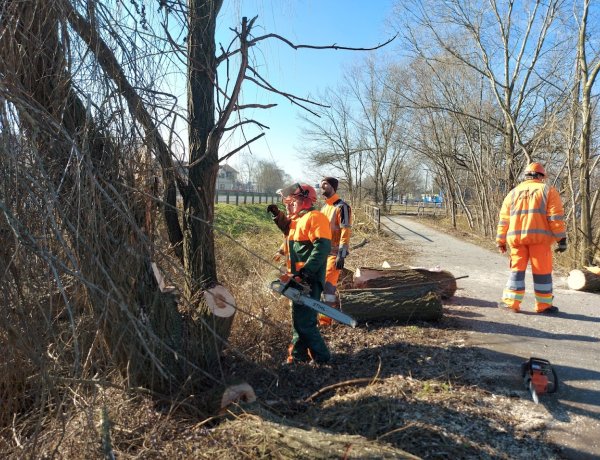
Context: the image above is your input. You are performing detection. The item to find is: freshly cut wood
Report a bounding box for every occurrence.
[354,266,458,299]
[585,265,600,275]
[204,284,236,317]
[195,382,256,416]
[567,267,600,291]
[340,288,442,322]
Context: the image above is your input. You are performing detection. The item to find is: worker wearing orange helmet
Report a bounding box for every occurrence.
[267,183,332,364]
[496,162,567,314]
[318,177,352,326]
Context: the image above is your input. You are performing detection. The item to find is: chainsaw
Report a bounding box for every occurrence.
[521,357,558,404]
[270,274,357,328]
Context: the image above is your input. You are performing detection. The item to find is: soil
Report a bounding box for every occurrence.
[217,218,566,459]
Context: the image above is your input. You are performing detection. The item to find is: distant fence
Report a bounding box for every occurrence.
[215,190,280,205]
[364,204,381,230]
[388,201,445,216]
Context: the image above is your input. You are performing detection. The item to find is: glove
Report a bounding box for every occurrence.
[555,238,567,253]
[297,268,315,284]
[293,272,312,295]
[335,247,348,269]
[267,204,281,218]
[497,243,507,254]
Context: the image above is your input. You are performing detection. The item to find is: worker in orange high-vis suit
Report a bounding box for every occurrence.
[267,183,332,364]
[317,177,352,326]
[496,162,567,314]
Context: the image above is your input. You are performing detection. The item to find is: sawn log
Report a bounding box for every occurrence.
[339,287,442,322]
[567,266,600,292]
[353,266,458,299]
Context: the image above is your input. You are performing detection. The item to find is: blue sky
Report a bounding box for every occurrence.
[216,1,397,184]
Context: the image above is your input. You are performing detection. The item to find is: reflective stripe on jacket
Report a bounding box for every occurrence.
[496,179,566,247]
[320,193,352,255]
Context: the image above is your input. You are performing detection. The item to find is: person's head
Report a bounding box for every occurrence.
[278,183,317,216]
[524,162,546,181]
[320,177,339,198]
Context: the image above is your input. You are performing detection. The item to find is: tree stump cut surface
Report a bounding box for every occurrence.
[567,267,600,292]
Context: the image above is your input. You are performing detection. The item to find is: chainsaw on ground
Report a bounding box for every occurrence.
[521,357,558,404]
[270,274,357,328]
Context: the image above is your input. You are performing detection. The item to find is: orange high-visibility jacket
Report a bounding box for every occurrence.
[496,179,566,247]
[320,193,352,256]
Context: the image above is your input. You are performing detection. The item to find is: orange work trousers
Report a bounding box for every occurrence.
[319,255,341,326]
[502,243,553,312]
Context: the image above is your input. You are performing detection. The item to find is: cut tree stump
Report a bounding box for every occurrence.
[567,266,600,292]
[353,266,458,299]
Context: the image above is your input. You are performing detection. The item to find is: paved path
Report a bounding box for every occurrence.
[382,215,600,460]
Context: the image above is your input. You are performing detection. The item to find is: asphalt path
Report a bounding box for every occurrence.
[382,215,600,460]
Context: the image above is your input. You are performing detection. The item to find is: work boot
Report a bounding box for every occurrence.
[539,306,559,314]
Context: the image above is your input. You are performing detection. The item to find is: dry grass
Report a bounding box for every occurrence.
[0,206,563,459]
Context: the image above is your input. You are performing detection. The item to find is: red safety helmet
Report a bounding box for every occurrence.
[279,183,318,203]
[525,162,546,176]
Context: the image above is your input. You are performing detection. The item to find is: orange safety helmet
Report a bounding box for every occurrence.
[279,183,318,203]
[525,162,546,176]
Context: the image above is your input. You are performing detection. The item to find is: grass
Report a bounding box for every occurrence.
[214,203,282,237]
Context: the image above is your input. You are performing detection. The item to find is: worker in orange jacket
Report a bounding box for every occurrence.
[496,162,567,314]
[267,183,332,364]
[318,177,352,326]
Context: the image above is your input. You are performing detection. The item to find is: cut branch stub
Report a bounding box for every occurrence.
[204,285,236,317]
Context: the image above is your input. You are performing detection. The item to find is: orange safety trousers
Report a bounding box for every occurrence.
[318,255,341,326]
[502,243,553,312]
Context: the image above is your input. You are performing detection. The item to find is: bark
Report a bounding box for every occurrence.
[354,267,458,299]
[222,404,420,459]
[567,267,600,292]
[0,0,239,394]
[340,288,442,322]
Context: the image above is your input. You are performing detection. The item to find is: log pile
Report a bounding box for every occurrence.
[567,266,600,292]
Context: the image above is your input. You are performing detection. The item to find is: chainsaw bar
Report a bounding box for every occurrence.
[270,279,357,328]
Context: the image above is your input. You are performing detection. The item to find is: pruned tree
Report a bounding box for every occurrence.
[0,0,395,405]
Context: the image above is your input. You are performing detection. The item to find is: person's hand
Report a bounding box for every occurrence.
[555,238,567,253]
[267,204,280,217]
[335,254,345,269]
[497,243,507,254]
[293,273,312,295]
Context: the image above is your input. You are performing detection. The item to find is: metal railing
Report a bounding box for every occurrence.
[364,203,380,229]
[215,191,280,205]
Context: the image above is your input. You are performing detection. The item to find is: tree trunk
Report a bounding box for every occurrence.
[567,267,600,292]
[222,404,420,459]
[340,288,442,322]
[1,0,238,395]
[354,266,458,299]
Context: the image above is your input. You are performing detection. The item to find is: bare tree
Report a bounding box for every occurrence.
[397,0,566,187]
[300,85,364,203]
[254,160,287,193]
[573,0,600,265]
[0,0,395,404]
[347,57,410,208]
